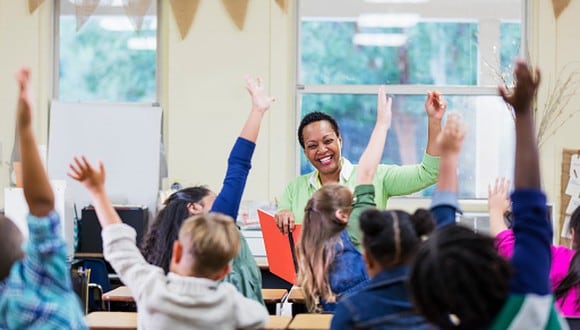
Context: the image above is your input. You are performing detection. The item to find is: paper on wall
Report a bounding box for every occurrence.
[562,215,572,238]
[565,154,580,196]
[566,196,580,215]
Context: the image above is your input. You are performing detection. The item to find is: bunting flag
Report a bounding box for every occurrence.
[73,0,102,31]
[121,0,154,32]
[552,0,571,19]
[169,0,201,39]
[275,0,288,13]
[28,0,45,13]
[221,0,250,30]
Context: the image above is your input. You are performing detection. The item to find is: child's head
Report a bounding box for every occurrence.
[359,208,434,277]
[170,213,240,280]
[409,225,511,329]
[554,206,580,304]
[0,215,25,282]
[296,183,352,311]
[141,186,214,272]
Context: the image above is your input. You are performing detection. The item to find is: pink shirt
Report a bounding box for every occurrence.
[496,229,579,316]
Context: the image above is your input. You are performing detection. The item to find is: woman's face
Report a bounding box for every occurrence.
[301,120,342,177]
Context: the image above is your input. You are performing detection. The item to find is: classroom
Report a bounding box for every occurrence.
[1,0,580,329]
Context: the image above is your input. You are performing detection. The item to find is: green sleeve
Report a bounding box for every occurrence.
[380,153,439,197]
[348,184,376,252]
[277,181,293,211]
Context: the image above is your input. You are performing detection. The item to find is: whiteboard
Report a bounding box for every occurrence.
[48,102,162,216]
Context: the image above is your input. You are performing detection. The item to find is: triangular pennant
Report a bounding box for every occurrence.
[221,0,250,30]
[74,0,101,31]
[275,0,288,13]
[28,0,45,14]
[169,0,201,39]
[552,0,571,19]
[121,0,153,33]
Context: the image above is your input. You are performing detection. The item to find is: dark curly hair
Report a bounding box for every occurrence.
[297,111,340,149]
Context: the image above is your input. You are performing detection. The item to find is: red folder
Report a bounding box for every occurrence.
[257,209,302,284]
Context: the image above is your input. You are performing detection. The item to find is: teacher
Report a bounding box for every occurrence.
[275,91,446,234]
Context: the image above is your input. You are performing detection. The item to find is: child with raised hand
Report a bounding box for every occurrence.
[490,178,580,316]
[68,78,271,329]
[0,68,87,329]
[410,61,569,329]
[296,86,392,312]
[140,76,274,304]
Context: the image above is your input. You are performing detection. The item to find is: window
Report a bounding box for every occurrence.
[55,0,158,102]
[297,0,523,198]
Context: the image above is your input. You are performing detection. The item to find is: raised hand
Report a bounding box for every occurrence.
[67,156,106,195]
[435,112,466,156]
[498,59,541,114]
[16,67,32,129]
[245,75,275,114]
[377,85,392,129]
[488,177,511,215]
[425,91,446,121]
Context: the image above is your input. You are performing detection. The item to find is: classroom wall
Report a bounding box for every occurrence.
[0,0,579,225]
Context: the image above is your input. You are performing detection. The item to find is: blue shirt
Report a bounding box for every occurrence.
[0,211,87,330]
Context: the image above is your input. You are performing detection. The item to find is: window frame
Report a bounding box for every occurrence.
[52,0,162,104]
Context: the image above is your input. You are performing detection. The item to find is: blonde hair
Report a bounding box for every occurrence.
[178,213,240,278]
[296,184,352,312]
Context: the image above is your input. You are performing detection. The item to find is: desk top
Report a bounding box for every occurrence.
[262,289,288,303]
[288,287,305,303]
[288,314,332,330]
[103,286,134,302]
[265,315,292,330]
[86,312,137,330]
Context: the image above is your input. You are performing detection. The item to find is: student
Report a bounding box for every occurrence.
[409,61,568,329]
[296,86,391,312]
[69,157,268,328]
[330,208,435,329]
[490,178,580,316]
[140,76,274,303]
[0,68,87,329]
[275,91,446,233]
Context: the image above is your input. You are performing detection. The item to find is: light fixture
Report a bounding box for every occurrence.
[358,13,420,28]
[68,0,124,7]
[353,33,408,47]
[365,0,429,3]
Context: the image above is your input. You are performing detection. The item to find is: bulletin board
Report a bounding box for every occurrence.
[559,149,580,245]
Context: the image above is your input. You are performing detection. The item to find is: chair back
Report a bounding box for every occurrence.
[70,266,91,315]
[567,317,580,330]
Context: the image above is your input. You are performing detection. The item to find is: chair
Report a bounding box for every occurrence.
[78,258,111,312]
[70,266,91,315]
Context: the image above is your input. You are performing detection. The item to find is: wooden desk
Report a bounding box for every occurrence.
[86,312,137,330]
[287,287,305,303]
[265,315,292,330]
[103,286,134,303]
[262,288,288,315]
[75,253,105,259]
[288,314,333,330]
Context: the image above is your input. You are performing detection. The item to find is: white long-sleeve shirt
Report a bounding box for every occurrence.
[102,223,268,330]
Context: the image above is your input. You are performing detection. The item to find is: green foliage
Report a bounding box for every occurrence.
[59,16,156,102]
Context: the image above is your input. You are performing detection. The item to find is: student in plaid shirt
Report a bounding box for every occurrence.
[0,68,87,329]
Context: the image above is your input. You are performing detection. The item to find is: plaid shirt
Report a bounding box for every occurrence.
[0,211,87,329]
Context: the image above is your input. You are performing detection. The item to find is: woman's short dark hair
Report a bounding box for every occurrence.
[360,208,434,268]
[297,112,341,149]
[140,186,212,273]
[409,225,511,329]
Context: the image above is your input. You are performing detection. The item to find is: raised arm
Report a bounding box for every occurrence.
[16,68,54,217]
[488,177,511,236]
[499,60,550,295]
[210,76,274,219]
[356,86,391,185]
[430,112,466,228]
[424,91,446,157]
[67,156,122,227]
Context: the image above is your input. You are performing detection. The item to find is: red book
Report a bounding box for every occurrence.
[257,209,302,284]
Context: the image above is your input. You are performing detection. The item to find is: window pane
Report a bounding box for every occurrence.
[499,22,522,86]
[299,94,515,198]
[58,3,157,102]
